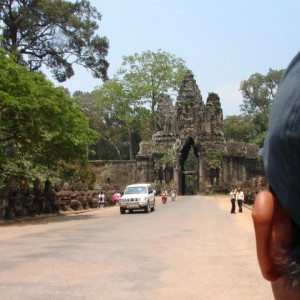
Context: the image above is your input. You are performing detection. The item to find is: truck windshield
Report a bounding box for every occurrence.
[125,187,147,194]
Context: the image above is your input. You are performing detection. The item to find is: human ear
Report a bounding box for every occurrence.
[252,190,292,282]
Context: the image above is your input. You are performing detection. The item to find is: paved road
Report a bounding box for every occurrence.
[0,195,273,300]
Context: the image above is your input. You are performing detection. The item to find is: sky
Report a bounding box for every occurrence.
[51,0,300,118]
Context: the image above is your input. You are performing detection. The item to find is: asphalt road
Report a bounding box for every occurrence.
[0,195,273,300]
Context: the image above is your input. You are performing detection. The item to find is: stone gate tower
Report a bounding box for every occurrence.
[136,71,263,195]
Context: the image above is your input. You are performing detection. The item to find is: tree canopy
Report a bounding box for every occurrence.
[0,47,98,183]
[239,68,285,129]
[74,50,188,160]
[225,68,285,147]
[116,50,188,113]
[75,79,151,160]
[0,0,109,82]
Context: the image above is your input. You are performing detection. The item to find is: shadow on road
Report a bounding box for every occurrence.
[0,210,102,227]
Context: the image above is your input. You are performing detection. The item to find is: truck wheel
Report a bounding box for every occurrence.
[120,207,126,214]
[144,201,150,213]
[151,200,155,211]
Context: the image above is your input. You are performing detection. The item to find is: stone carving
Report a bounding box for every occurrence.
[0,178,111,219]
[176,70,204,137]
[156,94,175,133]
[44,179,57,213]
[33,177,44,214]
[20,180,32,216]
[4,176,18,219]
[137,70,264,194]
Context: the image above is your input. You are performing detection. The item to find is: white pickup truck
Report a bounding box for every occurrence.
[119,183,156,214]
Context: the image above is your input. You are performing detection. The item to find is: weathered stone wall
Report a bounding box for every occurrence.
[89,160,137,191]
[221,141,264,185]
[136,159,156,183]
[221,156,264,187]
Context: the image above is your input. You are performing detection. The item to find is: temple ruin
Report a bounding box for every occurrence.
[135,70,264,195]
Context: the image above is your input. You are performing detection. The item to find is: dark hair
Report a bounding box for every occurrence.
[278,221,300,290]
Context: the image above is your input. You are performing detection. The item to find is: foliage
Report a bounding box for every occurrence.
[234,68,285,147]
[240,68,284,115]
[203,148,223,170]
[239,69,285,132]
[224,114,268,147]
[75,79,151,160]
[159,154,173,165]
[117,50,188,113]
[183,100,192,109]
[224,115,256,142]
[0,0,109,82]
[75,50,188,160]
[59,162,96,189]
[0,47,98,183]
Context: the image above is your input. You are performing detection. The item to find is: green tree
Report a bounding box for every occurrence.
[0,47,98,182]
[117,50,188,119]
[224,113,269,147]
[75,80,151,160]
[0,0,109,82]
[237,68,285,146]
[224,115,256,142]
[239,68,285,131]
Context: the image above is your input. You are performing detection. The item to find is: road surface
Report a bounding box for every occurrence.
[0,195,273,300]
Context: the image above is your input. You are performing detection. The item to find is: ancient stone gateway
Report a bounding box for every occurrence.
[136,71,264,195]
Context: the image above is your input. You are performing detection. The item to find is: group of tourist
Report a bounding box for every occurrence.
[98,190,121,209]
[229,187,244,213]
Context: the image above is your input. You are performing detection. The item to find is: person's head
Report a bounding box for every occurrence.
[252,51,300,299]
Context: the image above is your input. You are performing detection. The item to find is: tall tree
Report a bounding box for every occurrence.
[75,79,151,160]
[238,68,285,146]
[117,50,188,113]
[224,114,259,143]
[240,69,285,126]
[0,0,109,82]
[0,47,98,182]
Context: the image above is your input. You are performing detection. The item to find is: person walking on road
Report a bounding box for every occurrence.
[112,191,120,206]
[171,190,176,201]
[98,190,105,210]
[229,187,236,213]
[236,188,244,213]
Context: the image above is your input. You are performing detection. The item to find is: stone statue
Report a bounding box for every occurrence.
[156,94,175,132]
[5,176,18,219]
[33,177,44,214]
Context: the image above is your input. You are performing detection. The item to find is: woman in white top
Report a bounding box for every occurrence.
[229,188,236,213]
[236,188,244,213]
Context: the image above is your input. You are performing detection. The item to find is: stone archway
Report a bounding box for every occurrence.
[135,70,263,195]
[179,137,199,195]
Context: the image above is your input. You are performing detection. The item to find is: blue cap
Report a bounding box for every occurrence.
[263,51,300,226]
